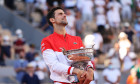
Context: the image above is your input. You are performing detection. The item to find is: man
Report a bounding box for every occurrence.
[103,61,121,84]
[25,44,36,62]
[13,29,26,58]
[41,7,94,84]
[134,18,140,49]
[30,52,47,81]
[22,63,40,84]
[14,50,28,83]
[0,34,5,66]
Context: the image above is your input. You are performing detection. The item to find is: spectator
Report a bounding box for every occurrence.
[107,43,121,69]
[135,0,140,17]
[94,0,106,8]
[76,0,84,10]
[25,0,35,20]
[2,35,12,58]
[75,10,84,39]
[47,0,63,10]
[25,44,36,62]
[0,34,6,66]
[122,52,135,72]
[4,0,15,10]
[22,63,40,84]
[102,24,114,53]
[39,9,53,34]
[122,22,136,52]
[103,61,121,84]
[107,0,121,13]
[14,50,28,83]
[65,9,76,36]
[13,29,26,59]
[64,0,77,9]
[118,32,131,60]
[134,18,140,49]
[34,0,48,11]
[107,5,121,33]
[126,68,137,84]
[80,0,94,22]
[123,22,136,44]
[95,7,106,27]
[120,0,132,22]
[30,52,47,81]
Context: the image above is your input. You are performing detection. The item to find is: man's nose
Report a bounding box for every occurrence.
[63,14,66,17]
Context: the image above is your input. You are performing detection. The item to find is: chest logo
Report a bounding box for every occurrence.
[73,42,77,44]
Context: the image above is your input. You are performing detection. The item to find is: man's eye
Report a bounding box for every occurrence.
[59,13,63,15]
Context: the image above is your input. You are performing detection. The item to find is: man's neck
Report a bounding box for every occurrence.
[54,25,66,36]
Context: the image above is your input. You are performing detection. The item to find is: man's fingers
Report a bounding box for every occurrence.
[83,79,90,84]
[81,71,87,78]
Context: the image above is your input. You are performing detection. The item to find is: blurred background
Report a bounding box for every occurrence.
[0,0,140,84]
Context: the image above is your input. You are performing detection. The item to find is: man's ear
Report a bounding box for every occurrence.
[50,18,55,23]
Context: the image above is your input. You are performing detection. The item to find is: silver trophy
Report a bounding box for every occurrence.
[61,46,94,83]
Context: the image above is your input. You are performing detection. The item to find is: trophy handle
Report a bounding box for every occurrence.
[60,47,66,55]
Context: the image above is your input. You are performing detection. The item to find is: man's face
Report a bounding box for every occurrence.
[19,51,25,58]
[53,9,68,26]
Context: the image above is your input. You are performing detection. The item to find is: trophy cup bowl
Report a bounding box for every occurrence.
[61,46,94,83]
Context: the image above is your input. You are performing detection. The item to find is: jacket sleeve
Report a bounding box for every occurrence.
[42,49,74,75]
[41,39,74,75]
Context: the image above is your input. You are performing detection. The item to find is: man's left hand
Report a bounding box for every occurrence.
[81,68,94,84]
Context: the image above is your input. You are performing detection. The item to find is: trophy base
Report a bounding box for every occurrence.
[68,75,78,83]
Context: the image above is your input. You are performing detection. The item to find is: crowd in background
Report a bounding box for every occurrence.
[0,0,140,84]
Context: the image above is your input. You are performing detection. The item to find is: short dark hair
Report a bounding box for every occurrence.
[46,7,63,26]
[29,44,35,48]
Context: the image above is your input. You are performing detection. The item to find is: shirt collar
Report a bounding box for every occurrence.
[53,32,68,38]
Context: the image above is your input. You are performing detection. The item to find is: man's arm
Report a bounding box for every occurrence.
[43,49,74,75]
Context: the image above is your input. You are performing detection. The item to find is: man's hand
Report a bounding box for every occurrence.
[72,68,86,84]
[81,68,94,84]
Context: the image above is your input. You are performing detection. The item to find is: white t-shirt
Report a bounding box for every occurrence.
[107,9,120,23]
[64,0,77,8]
[96,14,106,26]
[81,0,94,14]
[123,56,133,71]
[66,15,75,28]
[94,0,105,7]
[120,0,132,6]
[120,0,132,10]
[93,33,103,50]
[30,60,47,80]
[76,0,84,9]
[107,1,121,12]
[119,40,131,49]
[103,68,121,84]
[65,15,76,36]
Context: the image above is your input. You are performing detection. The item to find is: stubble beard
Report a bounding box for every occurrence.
[61,21,68,26]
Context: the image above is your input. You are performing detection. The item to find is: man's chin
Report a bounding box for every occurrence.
[61,22,68,26]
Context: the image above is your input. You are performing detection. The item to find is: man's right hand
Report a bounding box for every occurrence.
[72,68,86,84]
